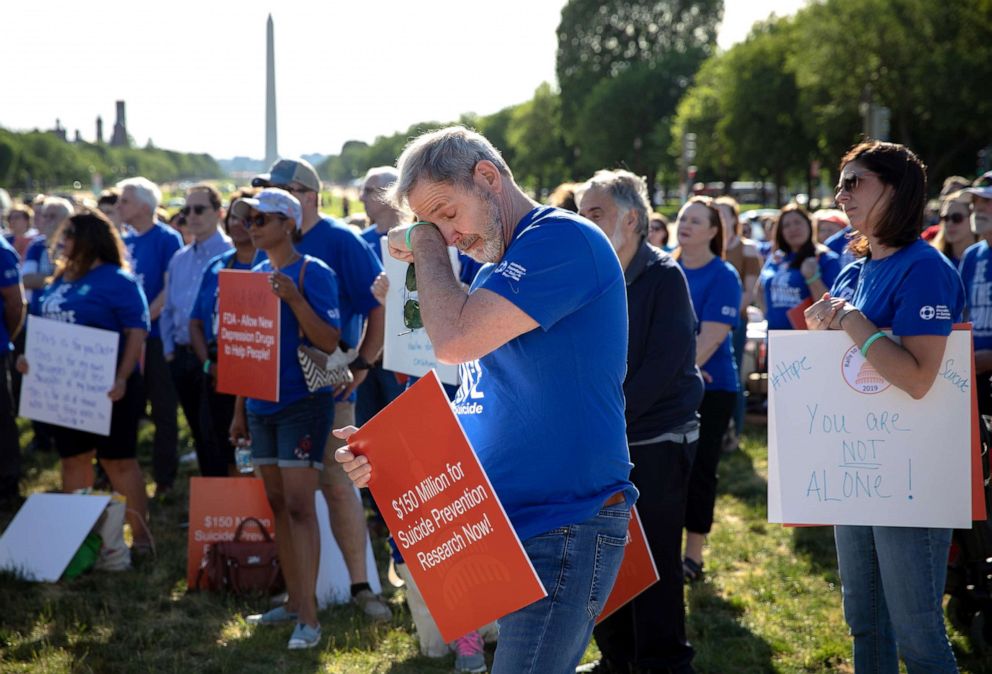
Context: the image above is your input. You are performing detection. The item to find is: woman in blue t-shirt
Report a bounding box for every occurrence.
[759,204,841,330]
[806,141,965,672]
[228,189,341,651]
[17,210,152,551]
[674,196,743,582]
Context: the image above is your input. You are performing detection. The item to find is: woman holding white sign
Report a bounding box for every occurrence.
[17,210,152,553]
[227,188,342,651]
[805,141,966,673]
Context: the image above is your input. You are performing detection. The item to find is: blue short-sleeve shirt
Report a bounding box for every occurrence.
[123,224,183,338]
[34,265,150,352]
[680,256,742,391]
[831,239,964,335]
[245,255,342,416]
[453,206,636,541]
[0,236,22,353]
[760,250,840,329]
[959,240,992,350]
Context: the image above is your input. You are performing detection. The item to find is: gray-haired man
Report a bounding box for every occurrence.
[335,126,637,673]
[579,170,702,674]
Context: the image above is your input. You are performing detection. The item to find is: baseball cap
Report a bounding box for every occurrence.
[965,171,992,200]
[252,158,321,192]
[237,188,302,230]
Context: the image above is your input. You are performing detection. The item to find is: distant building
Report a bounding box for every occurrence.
[49,118,67,141]
[110,101,129,147]
[265,14,278,166]
[74,129,82,143]
[96,116,104,144]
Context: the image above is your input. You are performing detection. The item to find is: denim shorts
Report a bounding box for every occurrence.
[247,392,334,469]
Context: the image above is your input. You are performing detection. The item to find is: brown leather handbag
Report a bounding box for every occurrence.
[196,517,285,596]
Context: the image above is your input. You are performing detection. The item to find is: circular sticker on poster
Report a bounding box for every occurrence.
[841,345,891,395]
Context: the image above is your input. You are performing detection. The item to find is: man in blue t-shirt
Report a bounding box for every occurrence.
[960,172,992,415]
[335,127,637,673]
[252,158,391,621]
[119,177,184,495]
[0,235,25,508]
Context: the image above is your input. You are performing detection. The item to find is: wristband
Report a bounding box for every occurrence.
[203,359,212,374]
[860,331,886,358]
[350,355,372,371]
[405,221,436,251]
[838,308,857,329]
[804,271,822,285]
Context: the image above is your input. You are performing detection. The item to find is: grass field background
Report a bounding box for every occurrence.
[1,415,990,673]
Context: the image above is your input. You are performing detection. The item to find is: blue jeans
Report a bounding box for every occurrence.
[492,501,630,674]
[834,525,958,673]
[247,392,334,469]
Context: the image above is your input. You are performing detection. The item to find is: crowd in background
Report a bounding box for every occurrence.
[0,133,988,672]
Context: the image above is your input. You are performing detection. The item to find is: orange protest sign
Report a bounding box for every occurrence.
[349,371,546,642]
[186,477,275,589]
[597,506,659,623]
[216,270,280,402]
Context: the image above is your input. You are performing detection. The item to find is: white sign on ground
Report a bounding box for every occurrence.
[380,237,459,386]
[767,329,972,528]
[19,316,118,436]
[0,493,111,581]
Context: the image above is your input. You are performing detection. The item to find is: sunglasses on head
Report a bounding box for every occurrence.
[181,204,210,216]
[941,212,966,224]
[835,172,877,195]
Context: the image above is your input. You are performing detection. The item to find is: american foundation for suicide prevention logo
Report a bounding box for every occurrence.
[841,345,891,395]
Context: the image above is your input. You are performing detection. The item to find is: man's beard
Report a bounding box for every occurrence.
[461,191,505,263]
[973,212,992,236]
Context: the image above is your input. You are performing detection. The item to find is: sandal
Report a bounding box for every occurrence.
[683,557,704,584]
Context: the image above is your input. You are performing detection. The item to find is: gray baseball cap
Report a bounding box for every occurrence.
[252,158,321,192]
[965,171,992,200]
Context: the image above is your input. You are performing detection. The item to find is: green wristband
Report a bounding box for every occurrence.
[203,359,212,374]
[860,331,886,358]
[804,270,822,285]
[405,221,436,251]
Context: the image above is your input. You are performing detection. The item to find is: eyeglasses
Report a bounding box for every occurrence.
[941,212,966,224]
[181,204,210,216]
[835,172,878,196]
[246,213,287,229]
[401,264,422,333]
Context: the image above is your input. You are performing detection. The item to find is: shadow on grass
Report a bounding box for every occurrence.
[718,443,768,513]
[791,525,841,582]
[687,581,776,674]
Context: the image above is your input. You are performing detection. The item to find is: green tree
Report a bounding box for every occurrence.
[506,83,567,196]
[556,0,723,131]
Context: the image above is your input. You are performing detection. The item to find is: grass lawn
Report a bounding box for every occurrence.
[1,417,989,673]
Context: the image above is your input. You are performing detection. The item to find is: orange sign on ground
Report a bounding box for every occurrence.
[597,506,659,623]
[186,477,275,589]
[216,270,280,402]
[348,371,546,642]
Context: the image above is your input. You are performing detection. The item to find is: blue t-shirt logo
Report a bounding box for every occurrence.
[453,360,486,415]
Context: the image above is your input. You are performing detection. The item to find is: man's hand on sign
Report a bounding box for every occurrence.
[333,426,372,488]
[268,270,302,304]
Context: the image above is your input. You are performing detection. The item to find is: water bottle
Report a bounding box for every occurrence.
[235,439,254,474]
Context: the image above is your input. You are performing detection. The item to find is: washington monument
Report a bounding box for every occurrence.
[265,14,278,166]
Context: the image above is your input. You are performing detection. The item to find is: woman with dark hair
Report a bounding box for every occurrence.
[16,209,152,551]
[760,204,841,330]
[806,141,965,672]
[228,188,341,650]
[673,196,742,582]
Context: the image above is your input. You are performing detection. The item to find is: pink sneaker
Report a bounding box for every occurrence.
[451,631,487,673]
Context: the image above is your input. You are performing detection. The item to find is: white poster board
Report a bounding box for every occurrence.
[0,493,110,581]
[380,237,459,386]
[314,489,382,607]
[19,316,119,436]
[767,329,972,528]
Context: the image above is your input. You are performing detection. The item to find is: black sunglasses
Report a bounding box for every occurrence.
[941,212,966,224]
[181,204,210,216]
[835,172,877,196]
[246,213,287,228]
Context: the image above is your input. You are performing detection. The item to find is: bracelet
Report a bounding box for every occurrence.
[202,359,212,374]
[804,271,822,285]
[860,331,886,358]
[405,221,436,251]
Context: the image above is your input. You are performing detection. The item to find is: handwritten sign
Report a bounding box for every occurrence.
[768,329,973,528]
[216,270,280,401]
[380,237,459,386]
[18,316,118,435]
[349,371,545,642]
